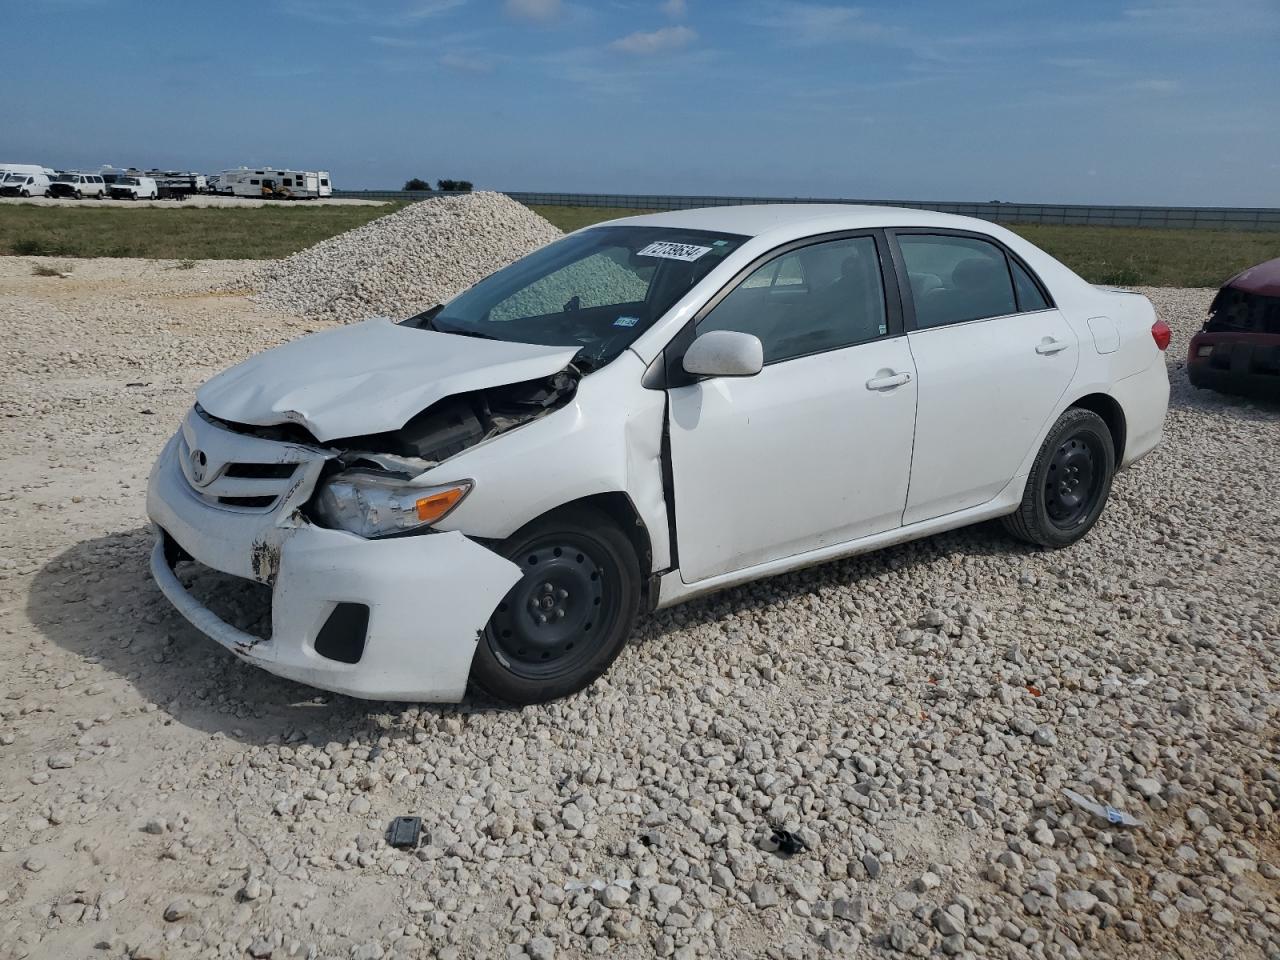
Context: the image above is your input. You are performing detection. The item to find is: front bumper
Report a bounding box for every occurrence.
[146,414,521,701]
[1187,332,1280,398]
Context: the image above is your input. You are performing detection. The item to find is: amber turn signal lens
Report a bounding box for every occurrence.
[415,485,467,523]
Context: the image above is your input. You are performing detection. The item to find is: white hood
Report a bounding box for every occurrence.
[196,318,580,442]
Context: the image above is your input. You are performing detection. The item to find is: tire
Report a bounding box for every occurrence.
[471,505,641,705]
[74,190,82,199]
[1003,407,1115,548]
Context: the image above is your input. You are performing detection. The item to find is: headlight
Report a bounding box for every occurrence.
[312,472,472,538]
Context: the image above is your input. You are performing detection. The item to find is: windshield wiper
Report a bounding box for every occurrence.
[433,321,502,341]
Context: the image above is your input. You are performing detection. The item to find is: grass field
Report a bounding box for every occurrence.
[2,200,1277,287]
[0,203,406,260]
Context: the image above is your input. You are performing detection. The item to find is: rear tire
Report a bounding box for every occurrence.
[471,506,640,705]
[1002,407,1115,548]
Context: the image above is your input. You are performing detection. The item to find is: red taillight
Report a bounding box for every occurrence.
[1151,319,1171,351]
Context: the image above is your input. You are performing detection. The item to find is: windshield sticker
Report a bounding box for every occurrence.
[613,315,640,327]
[637,241,713,262]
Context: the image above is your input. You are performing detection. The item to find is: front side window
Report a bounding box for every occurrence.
[898,234,1017,329]
[697,236,887,364]
[419,226,748,370]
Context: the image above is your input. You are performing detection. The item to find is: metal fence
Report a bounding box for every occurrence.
[332,189,1280,231]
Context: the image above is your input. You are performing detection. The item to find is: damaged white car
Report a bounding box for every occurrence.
[147,205,1170,704]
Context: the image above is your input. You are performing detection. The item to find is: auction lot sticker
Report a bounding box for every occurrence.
[637,241,713,262]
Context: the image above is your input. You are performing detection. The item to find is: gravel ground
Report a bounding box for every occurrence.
[0,197,386,209]
[0,258,1277,960]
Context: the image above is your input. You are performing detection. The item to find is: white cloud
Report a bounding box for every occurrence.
[370,34,419,47]
[281,0,463,25]
[661,0,687,18]
[610,24,697,55]
[440,50,495,72]
[1132,78,1180,93]
[503,0,562,21]
[745,2,891,46]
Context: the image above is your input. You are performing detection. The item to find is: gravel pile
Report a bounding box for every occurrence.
[247,192,563,325]
[0,263,1278,960]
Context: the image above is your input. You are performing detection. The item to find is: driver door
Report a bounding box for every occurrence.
[667,233,918,583]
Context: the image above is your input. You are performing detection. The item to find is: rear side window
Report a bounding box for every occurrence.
[1011,259,1050,311]
[899,234,1017,329]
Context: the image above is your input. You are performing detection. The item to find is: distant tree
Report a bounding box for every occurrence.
[436,179,473,192]
[403,177,432,191]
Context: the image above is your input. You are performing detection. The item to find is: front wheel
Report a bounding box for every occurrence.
[471,506,640,705]
[1003,408,1115,548]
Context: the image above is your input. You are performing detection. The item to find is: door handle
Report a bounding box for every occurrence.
[866,371,912,390]
[1036,338,1070,355]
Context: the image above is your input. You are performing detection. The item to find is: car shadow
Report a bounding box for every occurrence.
[25,527,528,750]
[28,518,1032,747]
[1166,359,1280,418]
[634,517,1031,647]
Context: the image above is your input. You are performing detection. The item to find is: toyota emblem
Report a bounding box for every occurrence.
[189,448,211,486]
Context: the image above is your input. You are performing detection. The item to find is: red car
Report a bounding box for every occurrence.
[1188,256,1280,398]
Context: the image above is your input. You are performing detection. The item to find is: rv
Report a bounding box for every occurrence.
[213,167,332,199]
[0,163,56,180]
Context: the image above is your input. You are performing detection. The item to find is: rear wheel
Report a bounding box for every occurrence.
[1003,407,1115,548]
[471,506,640,705]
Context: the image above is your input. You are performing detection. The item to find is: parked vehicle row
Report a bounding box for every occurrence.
[1,162,333,200]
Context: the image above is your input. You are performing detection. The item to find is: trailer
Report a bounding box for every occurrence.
[213,167,332,199]
[144,170,208,198]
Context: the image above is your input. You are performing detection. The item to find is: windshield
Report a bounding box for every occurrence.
[54,174,75,182]
[119,177,139,185]
[412,226,747,369]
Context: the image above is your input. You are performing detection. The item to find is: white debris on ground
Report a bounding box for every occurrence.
[0,256,1277,960]
[247,192,564,325]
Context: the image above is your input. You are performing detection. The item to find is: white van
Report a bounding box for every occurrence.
[0,172,52,197]
[106,176,159,200]
[49,172,107,199]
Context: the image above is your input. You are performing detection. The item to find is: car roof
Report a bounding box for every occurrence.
[599,203,998,239]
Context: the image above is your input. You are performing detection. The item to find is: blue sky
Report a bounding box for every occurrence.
[4,0,1278,204]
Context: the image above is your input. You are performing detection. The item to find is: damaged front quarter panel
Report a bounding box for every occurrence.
[326,367,581,470]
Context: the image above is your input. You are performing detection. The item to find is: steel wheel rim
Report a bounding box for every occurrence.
[1044,431,1104,530]
[485,534,618,681]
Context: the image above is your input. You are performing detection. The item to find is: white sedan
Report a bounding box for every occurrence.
[147,205,1170,704]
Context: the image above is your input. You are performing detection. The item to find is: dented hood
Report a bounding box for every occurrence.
[196,318,580,442]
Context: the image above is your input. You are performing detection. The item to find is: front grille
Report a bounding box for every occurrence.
[217,495,278,509]
[1208,288,1280,335]
[177,417,321,514]
[224,462,297,480]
